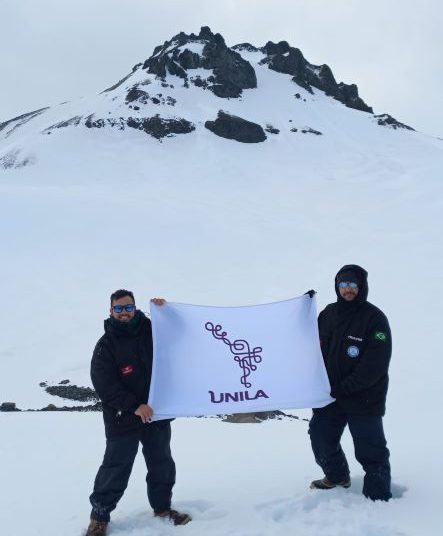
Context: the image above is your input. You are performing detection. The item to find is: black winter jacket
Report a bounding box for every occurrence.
[318,265,392,416]
[91,311,153,436]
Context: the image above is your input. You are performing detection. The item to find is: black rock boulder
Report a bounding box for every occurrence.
[205,111,266,143]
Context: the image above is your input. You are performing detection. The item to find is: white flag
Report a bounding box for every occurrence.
[149,294,333,420]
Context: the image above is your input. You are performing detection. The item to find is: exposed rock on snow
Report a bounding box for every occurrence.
[44,384,99,403]
[125,87,151,104]
[0,402,20,412]
[265,124,280,134]
[39,402,102,411]
[223,411,309,423]
[125,87,176,107]
[205,111,266,143]
[84,115,126,129]
[42,116,83,133]
[143,26,257,98]
[224,411,284,423]
[232,43,261,53]
[260,41,372,113]
[38,384,102,411]
[374,113,415,130]
[301,127,323,135]
[101,63,141,93]
[126,115,195,139]
[83,114,194,139]
[0,107,49,137]
[0,149,34,169]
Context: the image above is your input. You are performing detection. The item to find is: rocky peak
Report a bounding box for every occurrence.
[259,41,372,113]
[231,43,260,53]
[139,28,372,110]
[1,26,418,167]
[142,26,257,98]
[262,40,291,56]
[151,26,226,58]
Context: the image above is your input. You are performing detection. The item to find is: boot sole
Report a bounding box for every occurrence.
[310,481,351,490]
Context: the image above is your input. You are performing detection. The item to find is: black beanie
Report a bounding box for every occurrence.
[337,270,361,286]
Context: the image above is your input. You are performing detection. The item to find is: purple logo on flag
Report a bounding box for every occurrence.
[204,322,263,388]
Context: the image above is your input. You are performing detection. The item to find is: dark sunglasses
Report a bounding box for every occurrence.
[112,304,136,313]
[338,281,358,289]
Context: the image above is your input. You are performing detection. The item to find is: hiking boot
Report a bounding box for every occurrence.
[85,519,108,536]
[155,509,192,526]
[310,477,351,490]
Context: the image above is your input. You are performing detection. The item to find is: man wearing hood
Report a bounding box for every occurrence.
[309,265,392,501]
[86,290,190,536]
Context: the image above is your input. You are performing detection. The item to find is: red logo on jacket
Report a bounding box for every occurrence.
[120,365,134,375]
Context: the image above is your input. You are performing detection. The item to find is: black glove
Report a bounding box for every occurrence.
[304,289,316,298]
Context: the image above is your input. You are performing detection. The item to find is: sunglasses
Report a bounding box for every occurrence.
[338,281,358,289]
[112,304,136,313]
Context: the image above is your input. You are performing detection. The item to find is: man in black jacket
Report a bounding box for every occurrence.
[309,265,392,501]
[86,290,190,536]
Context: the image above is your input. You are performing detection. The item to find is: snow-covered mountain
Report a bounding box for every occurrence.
[1,27,443,536]
[0,26,417,173]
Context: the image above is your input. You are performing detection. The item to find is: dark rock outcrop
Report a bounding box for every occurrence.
[143,26,257,98]
[84,115,126,130]
[0,107,49,135]
[83,114,194,139]
[125,88,177,107]
[260,41,372,113]
[178,49,201,70]
[262,40,291,56]
[232,43,260,53]
[101,63,142,93]
[42,116,83,134]
[191,76,208,89]
[126,88,150,104]
[205,111,266,143]
[265,124,280,134]
[205,42,257,97]
[45,384,99,403]
[223,411,284,423]
[374,113,414,130]
[102,72,134,94]
[38,381,102,410]
[126,115,195,139]
[40,402,102,412]
[301,127,323,135]
[0,402,20,412]
[222,410,309,423]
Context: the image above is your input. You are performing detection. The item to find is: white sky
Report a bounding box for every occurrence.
[0,0,441,136]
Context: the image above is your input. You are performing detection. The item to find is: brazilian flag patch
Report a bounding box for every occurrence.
[374,331,387,342]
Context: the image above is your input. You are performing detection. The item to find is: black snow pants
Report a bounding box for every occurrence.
[89,420,176,522]
[309,402,391,501]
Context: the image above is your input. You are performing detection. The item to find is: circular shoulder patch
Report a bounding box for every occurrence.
[347,345,360,358]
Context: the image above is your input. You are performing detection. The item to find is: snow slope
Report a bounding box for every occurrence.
[0,414,437,536]
[1,30,443,536]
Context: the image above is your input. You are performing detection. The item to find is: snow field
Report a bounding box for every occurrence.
[0,413,428,536]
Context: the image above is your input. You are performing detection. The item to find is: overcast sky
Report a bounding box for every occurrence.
[1,0,441,136]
